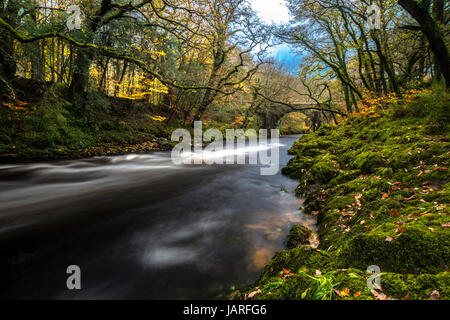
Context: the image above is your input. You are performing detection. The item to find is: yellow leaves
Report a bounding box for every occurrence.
[147,115,167,122]
[2,100,29,111]
[112,74,169,100]
[334,287,350,297]
[340,288,350,297]
[231,115,244,127]
[352,89,430,119]
[280,269,295,279]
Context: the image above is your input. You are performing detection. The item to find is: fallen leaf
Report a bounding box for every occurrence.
[281,269,295,278]
[396,226,406,234]
[340,288,350,297]
[430,290,440,300]
[354,292,362,298]
[388,209,400,218]
[371,289,387,300]
[247,289,262,299]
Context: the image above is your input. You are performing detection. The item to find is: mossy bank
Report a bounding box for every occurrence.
[242,88,449,300]
[0,84,174,163]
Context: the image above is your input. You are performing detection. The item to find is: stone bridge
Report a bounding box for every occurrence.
[254,103,319,130]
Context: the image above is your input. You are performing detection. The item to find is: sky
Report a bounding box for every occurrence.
[250,0,291,25]
[249,0,302,71]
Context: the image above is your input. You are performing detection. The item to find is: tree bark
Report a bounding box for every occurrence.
[399,0,450,87]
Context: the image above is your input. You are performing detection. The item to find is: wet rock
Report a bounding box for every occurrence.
[287,225,312,249]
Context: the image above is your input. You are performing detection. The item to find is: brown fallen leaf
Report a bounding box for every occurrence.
[247,289,262,299]
[389,209,400,218]
[371,289,388,300]
[430,290,440,300]
[396,226,406,234]
[281,269,295,278]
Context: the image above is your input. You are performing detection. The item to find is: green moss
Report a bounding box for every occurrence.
[287,225,312,249]
[352,151,384,173]
[337,224,450,274]
[258,246,331,283]
[310,154,340,184]
[251,104,450,300]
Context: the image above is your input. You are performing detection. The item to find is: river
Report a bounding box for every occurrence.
[0,135,315,299]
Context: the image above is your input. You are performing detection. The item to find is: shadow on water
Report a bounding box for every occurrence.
[0,135,315,299]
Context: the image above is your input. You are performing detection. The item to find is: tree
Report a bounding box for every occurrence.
[398,0,450,86]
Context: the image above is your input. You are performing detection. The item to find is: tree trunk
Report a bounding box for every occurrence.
[69,48,93,100]
[0,3,18,84]
[432,0,445,80]
[399,0,450,87]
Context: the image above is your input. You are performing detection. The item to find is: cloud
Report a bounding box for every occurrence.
[250,0,290,24]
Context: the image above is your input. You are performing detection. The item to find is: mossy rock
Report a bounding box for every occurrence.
[281,156,314,179]
[310,154,340,184]
[337,225,450,274]
[352,151,384,173]
[287,225,312,249]
[258,246,331,283]
[382,272,450,300]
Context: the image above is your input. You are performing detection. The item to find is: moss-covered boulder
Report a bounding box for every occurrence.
[287,225,312,249]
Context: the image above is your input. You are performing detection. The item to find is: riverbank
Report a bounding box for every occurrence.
[0,85,175,164]
[243,88,449,300]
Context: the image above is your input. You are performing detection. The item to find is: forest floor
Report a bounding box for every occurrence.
[239,88,450,300]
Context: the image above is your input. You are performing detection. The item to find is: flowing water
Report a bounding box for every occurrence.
[0,136,315,299]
